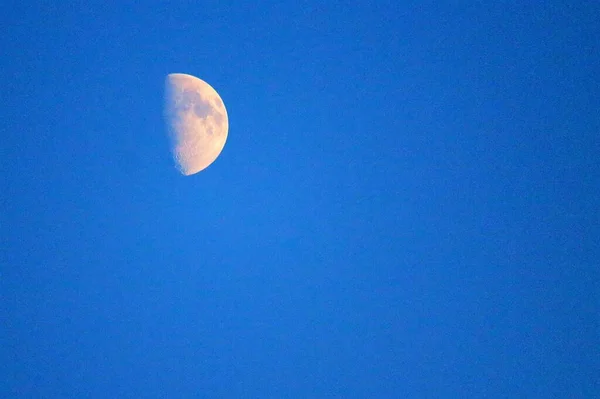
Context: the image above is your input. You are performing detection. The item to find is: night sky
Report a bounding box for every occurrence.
[3,2,599,397]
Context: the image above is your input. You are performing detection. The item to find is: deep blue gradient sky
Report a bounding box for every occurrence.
[2,2,599,397]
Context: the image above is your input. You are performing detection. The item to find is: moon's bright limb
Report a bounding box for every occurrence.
[164,73,228,175]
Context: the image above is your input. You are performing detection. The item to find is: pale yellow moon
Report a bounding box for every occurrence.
[164,73,229,175]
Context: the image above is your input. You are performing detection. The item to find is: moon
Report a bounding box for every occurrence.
[164,73,229,175]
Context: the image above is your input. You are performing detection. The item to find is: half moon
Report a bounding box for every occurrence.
[164,73,229,175]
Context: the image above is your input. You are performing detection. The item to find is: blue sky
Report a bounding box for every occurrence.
[2,1,599,397]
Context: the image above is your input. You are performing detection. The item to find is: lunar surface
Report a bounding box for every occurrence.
[164,73,229,175]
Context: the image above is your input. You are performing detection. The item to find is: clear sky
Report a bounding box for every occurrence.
[2,1,599,397]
